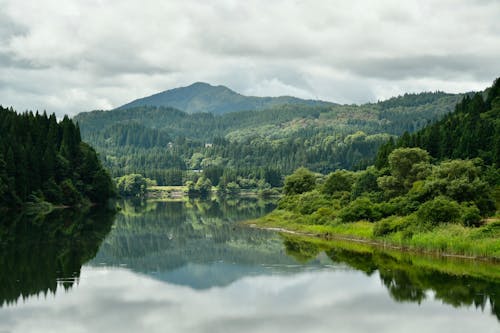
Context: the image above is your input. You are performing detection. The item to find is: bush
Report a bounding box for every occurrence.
[322,170,355,195]
[283,167,316,195]
[116,174,148,197]
[372,215,410,237]
[416,196,461,226]
[311,207,337,225]
[351,168,380,198]
[339,197,382,222]
[459,203,482,227]
[278,190,330,215]
[388,196,420,215]
[295,191,330,215]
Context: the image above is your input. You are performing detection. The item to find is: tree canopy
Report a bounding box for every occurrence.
[0,107,115,208]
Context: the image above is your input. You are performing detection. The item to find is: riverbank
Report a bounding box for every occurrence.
[248,210,500,260]
[276,233,500,281]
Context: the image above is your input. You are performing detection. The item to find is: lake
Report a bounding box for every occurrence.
[0,198,498,333]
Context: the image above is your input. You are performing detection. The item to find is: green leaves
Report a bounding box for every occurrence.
[283,167,316,195]
[116,174,148,198]
[0,107,115,208]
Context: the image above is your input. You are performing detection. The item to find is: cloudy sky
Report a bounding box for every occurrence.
[1,0,499,117]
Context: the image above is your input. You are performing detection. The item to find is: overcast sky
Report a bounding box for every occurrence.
[1,0,499,117]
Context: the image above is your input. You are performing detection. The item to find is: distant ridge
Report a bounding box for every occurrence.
[117,82,335,114]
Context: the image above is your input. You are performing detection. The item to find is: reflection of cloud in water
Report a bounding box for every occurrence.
[0,267,496,333]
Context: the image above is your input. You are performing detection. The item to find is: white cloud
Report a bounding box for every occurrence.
[0,0,499,116]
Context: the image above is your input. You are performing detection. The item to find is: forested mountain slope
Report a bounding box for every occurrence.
[376,78,500,168]
[118,82,334,114]
[75,89,465,186]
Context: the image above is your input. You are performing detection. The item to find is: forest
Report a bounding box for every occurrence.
[254,78,500,258]
[0,107,115,209]
[75,91,464,187]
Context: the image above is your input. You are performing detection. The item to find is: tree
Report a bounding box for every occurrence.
[352,167,380,198]
[379,148,431,195]
[322,170,355,195]
[283,167,316,195]
[0,107,115,208]
[195,176,212,197]
[116,174,148,197]
[416,196,461,226]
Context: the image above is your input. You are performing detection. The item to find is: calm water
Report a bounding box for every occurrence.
[0,198,498,333]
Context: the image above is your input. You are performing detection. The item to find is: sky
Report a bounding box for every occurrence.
[1,0,499,117]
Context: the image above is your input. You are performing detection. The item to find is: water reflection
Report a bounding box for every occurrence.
[283,235,500,320]
[0,207,115,306]
[91,198,312,288]
[0,198,499,333]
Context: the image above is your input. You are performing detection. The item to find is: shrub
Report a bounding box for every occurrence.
[295,191,331,215]
[373,215,412,237]
[339,197,382,222]
[388,196,420,215]
[459,203,482,227]
[351,168,380,198]
[311,207,337,225]
[416,196,461,226]
[283,167,316,195]
[116,174,148,197]
[322,170,355,195]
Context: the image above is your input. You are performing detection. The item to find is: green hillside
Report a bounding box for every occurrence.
[75,89,464,186]
[118,82,334,114]
[253,78,500,259]
[376,78,500,167]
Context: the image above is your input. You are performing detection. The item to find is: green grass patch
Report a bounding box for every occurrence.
[250,210,500,260]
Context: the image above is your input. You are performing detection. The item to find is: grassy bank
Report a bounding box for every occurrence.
[279,233,500,279]
[250,210,500,260]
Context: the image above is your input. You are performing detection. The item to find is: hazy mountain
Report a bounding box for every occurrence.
[117,82,335,114]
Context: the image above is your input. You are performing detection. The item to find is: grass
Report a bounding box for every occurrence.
[249,210,500,260]
[281,233,500,279]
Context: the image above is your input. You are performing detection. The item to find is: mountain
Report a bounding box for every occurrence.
[75,89,465,185]
[117,82,335,114]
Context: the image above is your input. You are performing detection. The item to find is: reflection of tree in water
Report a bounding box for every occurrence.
[283,238,321,263]
[325,248,378,275]
[283,236,500,321]
[93,197,286,272]
[0,208,115,307]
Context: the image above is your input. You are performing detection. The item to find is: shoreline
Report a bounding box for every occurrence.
[246,221,500,263]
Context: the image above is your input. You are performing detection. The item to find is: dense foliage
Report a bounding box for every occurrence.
[116,174,155,198]
[269,147,499,256]
[75,91,463,186]
[259,78,500,257]
[0,107,115,208]
[376,78,500,168]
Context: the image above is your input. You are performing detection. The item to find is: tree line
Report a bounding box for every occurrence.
[75,91,463,186]
[0,107,115,208]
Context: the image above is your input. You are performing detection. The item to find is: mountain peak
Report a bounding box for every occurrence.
[117,82,334,114]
